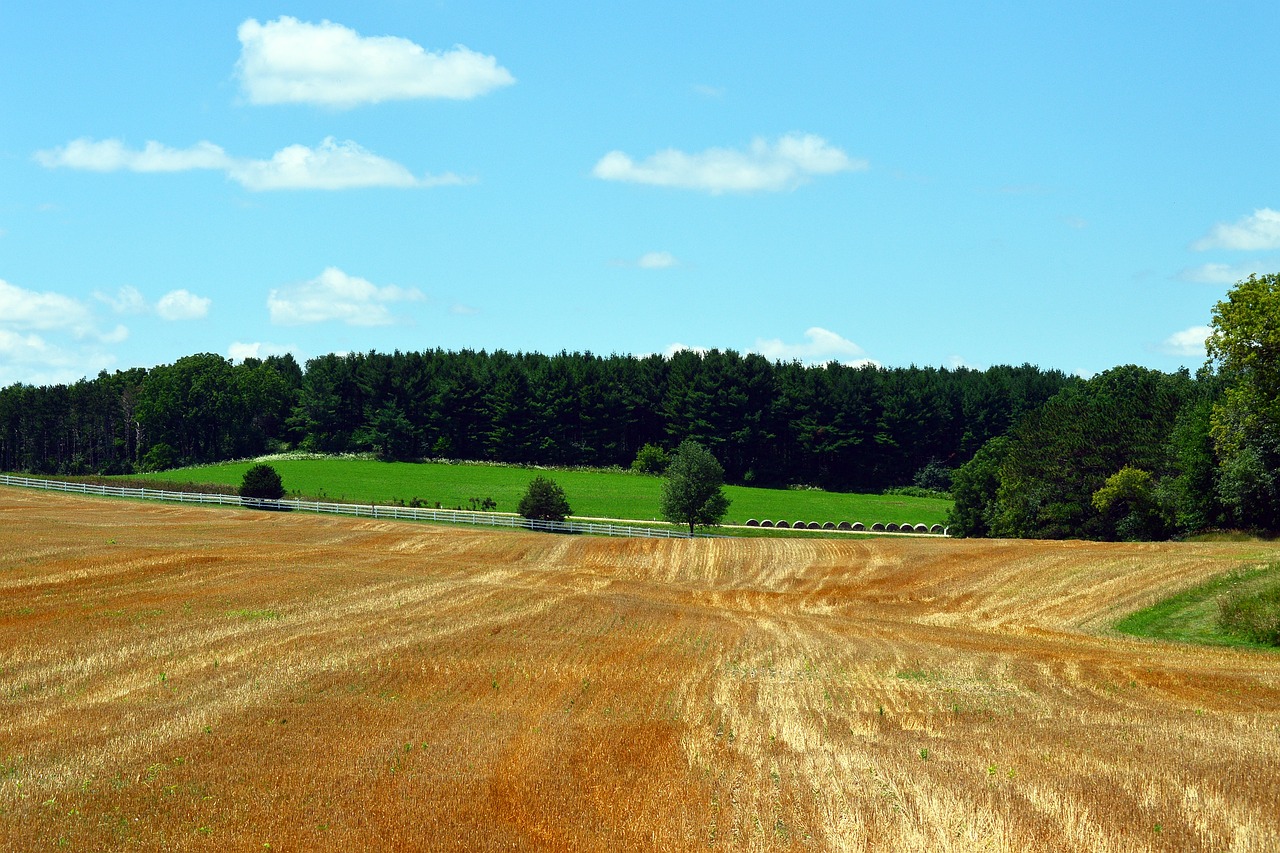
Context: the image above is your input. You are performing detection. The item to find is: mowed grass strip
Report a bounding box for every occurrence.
[1115,563,1280,649]
[133,456,953,527]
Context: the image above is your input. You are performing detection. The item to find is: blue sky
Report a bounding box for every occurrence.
[3,2,1279,386]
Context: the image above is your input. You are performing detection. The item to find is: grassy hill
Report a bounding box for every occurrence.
[133,455,953,528]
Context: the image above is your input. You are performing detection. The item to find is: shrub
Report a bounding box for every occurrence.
[1216,580,1280,646]
[631,443,670,476]
[518,476,571,522]
[240,463,285,501]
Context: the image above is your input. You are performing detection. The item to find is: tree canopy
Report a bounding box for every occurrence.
[660,440,731,534]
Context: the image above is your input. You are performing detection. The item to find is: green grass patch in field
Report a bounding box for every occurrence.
[127,456,951,528]
[1115,564,1280,649]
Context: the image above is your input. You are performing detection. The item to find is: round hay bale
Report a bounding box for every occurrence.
[746,519,760,527]
[886,523,900,532]
[852,522,865,531]
[929,524,944,534]
[760,519,774,528]
[871,523,885,531]
[775,520,790,529]
[822,521,836,530]
[837,521,853,530]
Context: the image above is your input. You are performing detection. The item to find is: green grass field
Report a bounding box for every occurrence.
[1114,563,1280,649]
[133,456,952,528]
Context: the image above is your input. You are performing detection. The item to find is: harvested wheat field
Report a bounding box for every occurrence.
[1,487,1278,852]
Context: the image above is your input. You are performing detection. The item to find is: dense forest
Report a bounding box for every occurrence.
[4,273,1277,541]
[0,348,1072,493]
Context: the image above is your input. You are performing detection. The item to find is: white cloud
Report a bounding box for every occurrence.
[269,267,423,326]
[1158,325,1212,357]
[753,327,877,366]
[0,329,116,386]
[229,137,469,191]
[592,133,867,194]
[1192,208,1280,251]
[35,138,231,172]
[1176,261,1272,284]
[0,278,97,336]
[37,136,466,191]
[693,84,725,98]
[0,279,125,385]
[95,285,149,315]
[638,251,679,269]
[450,303,479,316]
[236,16,515,107]
[228,341,298,361]
[156,289,211,321]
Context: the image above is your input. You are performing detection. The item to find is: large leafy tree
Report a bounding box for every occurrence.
[660,440,731,534]
[1206,272,1280,529]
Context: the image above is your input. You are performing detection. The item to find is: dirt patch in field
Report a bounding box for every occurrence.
[1,487,1277,851]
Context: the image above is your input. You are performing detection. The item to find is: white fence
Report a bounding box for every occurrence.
[0,473,700,540]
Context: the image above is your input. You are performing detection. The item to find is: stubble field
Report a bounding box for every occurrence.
[1,486,1278,851]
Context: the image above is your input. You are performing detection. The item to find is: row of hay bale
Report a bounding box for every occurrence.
[744,519,947,535]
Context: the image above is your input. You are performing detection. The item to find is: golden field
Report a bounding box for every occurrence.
[1,486,1277,851]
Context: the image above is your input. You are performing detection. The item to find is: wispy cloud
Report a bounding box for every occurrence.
[752,327,876,366]
[236,16,515,107]
[636,251,679,269]
[1192,208,1280,251]
[268,267,423,326]
[35,138,230,172]
[36,137,468,191]
[95,285,211,320]
[1176,261,1272,285]
[593,133,866,194]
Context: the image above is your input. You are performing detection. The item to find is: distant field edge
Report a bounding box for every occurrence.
[1114,563,1280,651]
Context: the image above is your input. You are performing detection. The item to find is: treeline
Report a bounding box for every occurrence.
[950,273,1280,540]
[0,348,1073,493]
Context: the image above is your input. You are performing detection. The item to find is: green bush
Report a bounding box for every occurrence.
[1216,581,1280,645]
[631,443,669,476]
[517,475,571,522]
[240,463,285,501]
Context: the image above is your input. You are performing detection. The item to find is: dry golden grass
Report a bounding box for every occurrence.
[1,486,1278,851]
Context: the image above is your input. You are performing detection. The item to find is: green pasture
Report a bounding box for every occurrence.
[135,456,952,528]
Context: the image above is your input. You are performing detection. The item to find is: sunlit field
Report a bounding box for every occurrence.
[2,486,1277,851]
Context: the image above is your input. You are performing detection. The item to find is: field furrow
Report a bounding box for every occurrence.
[1,486,1277,851]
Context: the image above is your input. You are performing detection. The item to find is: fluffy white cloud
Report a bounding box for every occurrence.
[1158,325,1212,356]
[37,136,466,192]
[236,16,515,107]
[0,279,125,385]
[35,138,230,172]
[229,137,469,190]
[753,327,876,366]
[1176,261,1271,285]
[0,278,98,336]
[269,267,423,326]
[228,341,298,361]
[593,133,867,194]
[156,289,211,321]
[1193,208,1280,251]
